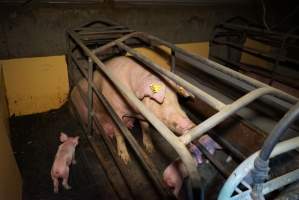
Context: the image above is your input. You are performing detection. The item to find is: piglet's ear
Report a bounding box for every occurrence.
[136,79,166,104]
[60,132,68,142]
[75,136,79,144]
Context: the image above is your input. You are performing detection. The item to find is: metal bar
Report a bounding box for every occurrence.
[212,39,299,65]
[180,87,288,144]
[87,57,93,136]
[91,31,141,54]
[116,41,226,111]
[262,168,299,195]
[70,53,172,198]
[78,29,135,36]
[219,136,299,200]
[171,49,176,72]
[222,23,299,40]
[67,30,202,189]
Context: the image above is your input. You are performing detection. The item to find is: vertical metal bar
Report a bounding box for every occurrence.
[171,49,176,72]
[87,57,93,136]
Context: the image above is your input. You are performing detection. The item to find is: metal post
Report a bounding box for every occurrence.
[87,57,94,136]
[171,49,176,72]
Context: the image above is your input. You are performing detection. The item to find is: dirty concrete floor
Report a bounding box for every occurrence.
[10,104,117,200]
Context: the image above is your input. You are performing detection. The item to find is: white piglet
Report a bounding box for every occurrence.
[50,132,79,193]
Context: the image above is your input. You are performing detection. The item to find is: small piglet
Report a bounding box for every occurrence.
[51,132,79,193]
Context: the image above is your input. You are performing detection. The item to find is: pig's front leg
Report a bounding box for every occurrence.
[140,121,154,153]
[115,129,130,164]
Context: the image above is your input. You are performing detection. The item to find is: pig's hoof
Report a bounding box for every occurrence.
[118,148,130,165]
[143,134,154,153]
[63,184,72,190]
[54,188,59,194]
[144,141,154,153]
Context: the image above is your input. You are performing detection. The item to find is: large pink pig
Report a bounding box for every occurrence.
[70,56,169,164]
[70,56,219,166]
[51,132,79,193]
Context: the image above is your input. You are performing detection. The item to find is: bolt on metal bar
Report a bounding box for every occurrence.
[69,53,172,197]
[87,57,94,136]
[67,30,202,188]
[116,41,226,111]
[180,87,289,144]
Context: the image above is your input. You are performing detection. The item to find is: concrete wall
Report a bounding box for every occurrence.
[0,65,22,200]
[0,3,257,59]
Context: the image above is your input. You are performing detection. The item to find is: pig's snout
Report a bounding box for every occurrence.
[173,118,195,135]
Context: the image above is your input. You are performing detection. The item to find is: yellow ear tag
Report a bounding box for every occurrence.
[150,83,162,93]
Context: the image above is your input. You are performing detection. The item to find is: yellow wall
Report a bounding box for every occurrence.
[0,65,22,200]
[0,56,69,116]
[131,42,209,70]
[240,38,273,70]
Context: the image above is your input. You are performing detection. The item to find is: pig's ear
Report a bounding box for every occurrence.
[136,79,166,103]
[60,132,68,142]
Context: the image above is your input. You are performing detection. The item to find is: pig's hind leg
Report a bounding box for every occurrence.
[52,176,59,193]
[62,167,72,190]
[140,121,154,153]
[115,129,130,164]
[71,151,77,165]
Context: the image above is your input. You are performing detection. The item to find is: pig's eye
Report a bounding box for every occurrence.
[172,122,178,128]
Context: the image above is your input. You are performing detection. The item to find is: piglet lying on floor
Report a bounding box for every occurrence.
[51,132,79,193]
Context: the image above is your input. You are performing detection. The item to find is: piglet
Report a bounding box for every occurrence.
[51,132,79,193]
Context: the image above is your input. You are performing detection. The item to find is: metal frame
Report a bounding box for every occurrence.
[66,20,298,197]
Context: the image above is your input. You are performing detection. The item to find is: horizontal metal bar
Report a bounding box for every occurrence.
[222,23,299,40]
[180,87,286,144]
[67,30,202,188]
[212,39,299,65]
[116,41,226,110]
[78,29,135,36]
[262,168,299,195]
[91,31,142,54]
